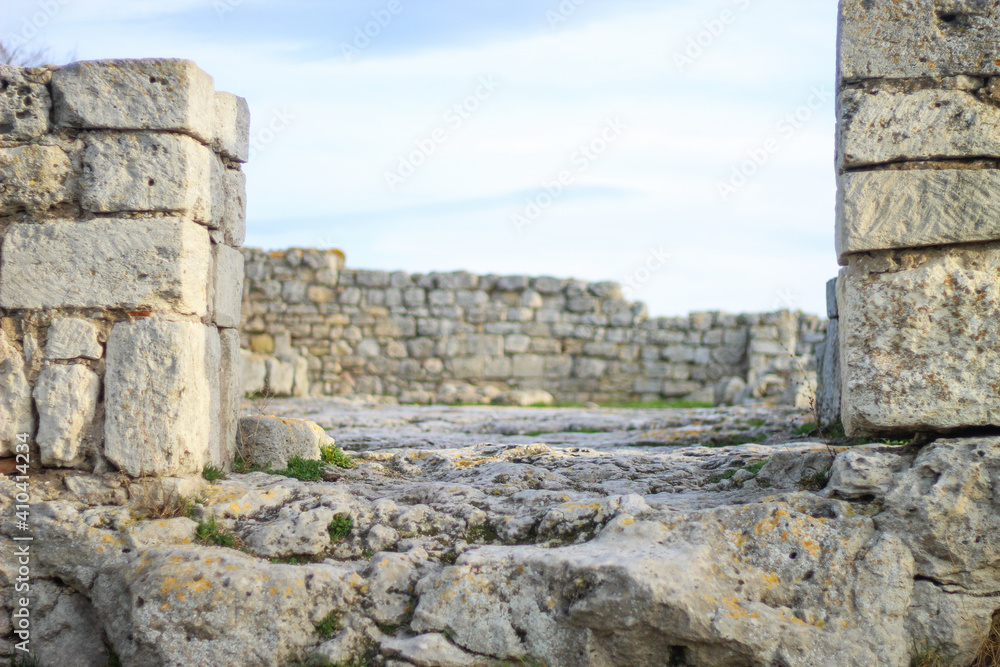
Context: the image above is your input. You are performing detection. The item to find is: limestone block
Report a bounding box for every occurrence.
[104,318,212,476]
[52,59,215,142]
[221,166,247,247]
[212,91,251,162]
[46,318,103,360]
[838,0,1000,81]
[492,390,555,407]
[0,218,210,315]
[219,329,242,470]
[266,357,296,395]
[81,132,213,223]
[0,64,51,139]
[574,358,607,378]
[213,244,244,328]
[0,329,33,456]
[838,89,1000,169]
[33,364,100,468]
[815,319,841,430]
[840,243,1000,435]
[205,326,221,469]
[0,145,73,215]
[236,416,328,469]
[241,349,267,395]
[826,277,839,319]
[512,354,545,378]
[837,169,1000,262]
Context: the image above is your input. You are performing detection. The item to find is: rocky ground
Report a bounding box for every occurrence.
[3,401,999,666]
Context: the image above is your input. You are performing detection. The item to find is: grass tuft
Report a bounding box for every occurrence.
[320,443,357,469]
[202,464,227,481]
[314,610,342,639]
[971,612,1000,667]
[196,516,240,549]
[273,456,326,482]
[328,514,353,542]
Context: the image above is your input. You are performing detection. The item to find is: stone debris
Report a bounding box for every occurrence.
[236,415,332,469]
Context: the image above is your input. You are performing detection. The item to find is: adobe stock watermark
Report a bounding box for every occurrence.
[716,85,831,202]
[341,0,408,62]
[213,0,247,20]
[672,0,752,73]
[621,246,674,300]
[11,431,33,658]
[247,108,295,162]
[546,0,587,29]
[7,0,71,48]
[384,75,500,191]
[512,116,628,233]
[773,287,798,310]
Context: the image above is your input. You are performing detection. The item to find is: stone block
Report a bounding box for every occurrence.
[212,91,250,162]
[46,318,103,361]
[838,0,1000,81]
[266,357,296,395]
[104,318,212,476]
[837,170,1000,262]
[236,416,328,470]
[512,354,545,378]
[815,319,842,430]
[449,356,486,379]
[241,349,267,395]
[0,329,34,456]
[840,243,1000,435]
[0,64,51,139]
[838,89,1000,169]
[221,166,247,246]
[0,145,73,216]
[574,358,607,379]
[219,329,241,470]
[212,244,244,328]
[53,59,215,142]
[0,218,210,315]
[204,326,221,470]
[827,277,839,319]
[81,132,213,223]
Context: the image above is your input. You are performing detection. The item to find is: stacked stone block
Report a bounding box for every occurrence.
[241,249,825,405]
[837,1,1000,436]
[0,59,248,475]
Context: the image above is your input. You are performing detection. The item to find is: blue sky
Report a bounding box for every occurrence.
[2,0,840,316]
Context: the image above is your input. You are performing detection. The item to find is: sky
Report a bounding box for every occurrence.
[1,0,840,316]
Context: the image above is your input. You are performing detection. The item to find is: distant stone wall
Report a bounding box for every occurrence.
[0,59,248,475]
[240,248,826,405]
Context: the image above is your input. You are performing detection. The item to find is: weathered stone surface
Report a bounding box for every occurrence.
[0,218,210,315]
[814,319,841,430]
[212,244,244,328]
[104,318,211,476]
[0,329,33,456]
[80,132,213,223]
[46,317,103,360]
[838,0,1000,81]
[266,357,296,395]
[838,88,1000,169]
[0,64,51,139]
[491,389,555,407]
[32,581,110,667]
[242,505,339,558]
[0,145,73,215]
[222,167,247,247]
[219,329,242,471]
[236,415,329,469]
[241,349,267,395]
[212,91,250,162]
[205,325,222,471]
[840,244,1000,435]
[837,170,1000,262]
[53,59,215,142]
[33,364,100,468]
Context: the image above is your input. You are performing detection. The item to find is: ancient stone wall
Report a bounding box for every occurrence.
[836,1,1000,436]
[0,59,248,475]
[240,248,826,405]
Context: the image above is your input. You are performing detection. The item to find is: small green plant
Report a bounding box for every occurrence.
[744,459,768,475]
[104,642,123,667]
[314,610,342,640]
[9,653,43,667]
[320,443,357,469]
[440,551,459,565]
[274,456,326,482]
[202,463,227,481]
[328,514,353,542]
[196,516,240,548]
[233,451,269,474]
[465,523,499,544]
[796,422,817,436]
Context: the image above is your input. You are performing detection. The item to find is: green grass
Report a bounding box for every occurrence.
[314,610,342,640]
[320,443,357,469]
[9,654,43,667]
[202,464,227,481]
[744,459,768,475]
[465,523,499,544]
[328,514,353,542]
[796,422,817,436]
[273,456,326,482]
[196,516,239,548]
[798,468,832,491]
[233,451,270,474]
[707,459,769,485]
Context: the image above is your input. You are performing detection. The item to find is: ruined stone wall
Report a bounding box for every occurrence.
[240,248,826,404]
[836,2,1000,436]
[0,59,248,475]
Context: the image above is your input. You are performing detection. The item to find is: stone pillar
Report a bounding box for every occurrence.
[837,2,1000,436]
[815,278,840,430]
[0,59,249,475]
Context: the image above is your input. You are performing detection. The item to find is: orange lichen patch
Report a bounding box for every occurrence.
[722,597,760,620]
[763,573,780,588]
[621,518,636,526]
